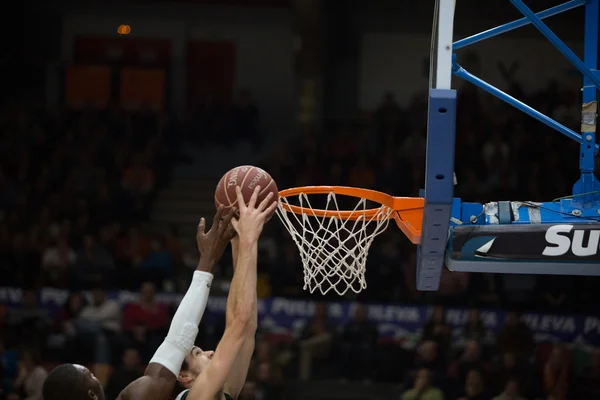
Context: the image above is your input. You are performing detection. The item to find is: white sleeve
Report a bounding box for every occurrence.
[149,271,213,376]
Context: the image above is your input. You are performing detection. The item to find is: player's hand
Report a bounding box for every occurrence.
[232,185,277,244]
[196,205,237,271]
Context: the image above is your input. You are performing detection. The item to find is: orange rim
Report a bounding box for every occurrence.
[278,186,425,244]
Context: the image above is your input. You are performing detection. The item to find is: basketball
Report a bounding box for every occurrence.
[215,165,279,219]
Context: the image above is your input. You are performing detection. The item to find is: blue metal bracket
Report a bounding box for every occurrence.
[415,0,600,287]
[452,0,600,211]
[453,0,586,50]
[509,0,600,91]
[452,59,596,148]
[418,89,457,291]
[572,0,600,204]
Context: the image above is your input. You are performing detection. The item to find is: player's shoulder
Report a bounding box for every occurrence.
[118,366,176,400]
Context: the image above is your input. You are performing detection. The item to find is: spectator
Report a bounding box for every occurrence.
[138,237,173,285]
[447,340,491,389]
[46,292,86,360]
[482,130,510,170]
[298,303,336,380]
[463,309,487,342]
[492,352,533,397]
[348,157,376,188]
[254,361,283,400]
[5,290,51,348]
[73,234,115,287]
[115,226,150,270]
[492,379,526,400]
[13,349,47,400]
[164,226,183,267]
[401,368,444,400]
[543,345,570,398]
[0,337,19,398]
[181,242,200,278]
[458,369,488,400]
[340,304,379,381]
[121,156,155,197]
[400,129,426,162]
[421,306,451,353]
[496,312,534,361]
[375,92,401,129]
[75,284,122,383]
[122,282,169,362]
[409,341,446,386]
[576,347,600,398]
[41,237,76,287]
[238,381,259,400]
[104,348,143,400]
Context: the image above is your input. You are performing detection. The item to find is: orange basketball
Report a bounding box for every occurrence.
[214,166,279,219]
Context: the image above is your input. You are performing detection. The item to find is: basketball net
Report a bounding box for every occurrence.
[276,191,393,296]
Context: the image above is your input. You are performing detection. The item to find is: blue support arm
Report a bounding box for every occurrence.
[453,0,586,50]
[510,0,600,92]
[452,61,598,150]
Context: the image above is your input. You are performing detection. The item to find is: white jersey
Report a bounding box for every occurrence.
[175,389,190,400]
[175,389,233,400]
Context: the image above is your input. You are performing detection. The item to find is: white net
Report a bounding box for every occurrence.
[276,191,393,296]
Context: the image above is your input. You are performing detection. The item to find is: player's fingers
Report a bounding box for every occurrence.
[235,186,247,211]
[224,221,237,239]
[261,200,278,219]
[219,207,236,233]
[210,205,224,231]
[256,191,274,212]
[231,218,239,233]
[248,186,261,209]
[197,217,206,238]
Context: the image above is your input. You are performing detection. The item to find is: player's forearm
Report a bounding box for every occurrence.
[231,238,239,269]
[226,240,258,330]
[227,238,240,328]
[149,270,213,376]
[229,239,257,323]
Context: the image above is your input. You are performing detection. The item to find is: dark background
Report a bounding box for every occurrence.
[0,1,598,400]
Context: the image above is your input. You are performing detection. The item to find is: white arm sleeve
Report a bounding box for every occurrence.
[149,270,213,376]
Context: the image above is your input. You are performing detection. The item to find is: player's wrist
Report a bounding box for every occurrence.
[196,257,214,272]
[238,237,258,248]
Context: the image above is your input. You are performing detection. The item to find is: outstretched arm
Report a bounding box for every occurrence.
[188,187,276,400]
[222,237,258,398]
[119,207,236,400]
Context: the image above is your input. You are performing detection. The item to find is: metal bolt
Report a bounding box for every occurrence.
[597,209,600,215]
[586,134,593,142]
[572,209,582,216]
[470,215,478,223]
[445,45,450,50]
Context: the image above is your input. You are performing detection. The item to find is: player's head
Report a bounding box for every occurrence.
[177,346,215,387]
[43,364,104,400]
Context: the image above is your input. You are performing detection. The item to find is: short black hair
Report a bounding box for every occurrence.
[43,364,89,400]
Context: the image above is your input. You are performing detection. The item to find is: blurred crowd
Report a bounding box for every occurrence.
[3,288,600,400]
[1,77,600,400]
[0,105,182,291]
